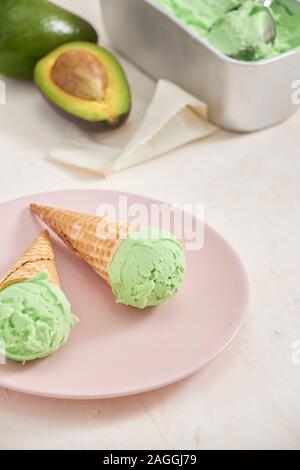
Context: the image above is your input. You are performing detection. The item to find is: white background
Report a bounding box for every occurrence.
[0,0,299,450]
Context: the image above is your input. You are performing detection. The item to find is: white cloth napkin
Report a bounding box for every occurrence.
[48,78,217,176]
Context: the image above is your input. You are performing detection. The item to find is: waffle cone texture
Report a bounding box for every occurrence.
[0,230,60,290]
[30,204,138,285]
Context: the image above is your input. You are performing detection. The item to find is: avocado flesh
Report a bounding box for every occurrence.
[0,0,98,80]
[34,42,131,129]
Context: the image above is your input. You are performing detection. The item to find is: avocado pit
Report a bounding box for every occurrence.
[51,50,107,102]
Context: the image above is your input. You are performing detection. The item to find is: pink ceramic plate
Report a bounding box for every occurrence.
[0,190,249,399]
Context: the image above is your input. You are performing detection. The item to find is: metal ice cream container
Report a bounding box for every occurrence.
[101,0,300,132]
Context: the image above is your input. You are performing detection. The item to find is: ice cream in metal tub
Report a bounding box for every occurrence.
[101,0,300,132]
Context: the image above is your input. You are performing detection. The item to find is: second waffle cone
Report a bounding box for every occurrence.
[0,230,60,290]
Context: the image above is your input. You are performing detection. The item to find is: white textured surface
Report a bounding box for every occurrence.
[0,0,300,451]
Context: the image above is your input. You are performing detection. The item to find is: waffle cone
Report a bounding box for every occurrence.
[30,204,138,285]
[0,230,60,290]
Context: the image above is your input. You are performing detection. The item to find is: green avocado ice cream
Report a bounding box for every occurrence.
[155,0,242,36]
[0,273,78,362]
[272,2,300,54]
[155,0,300,61]
[108,228,185,309]
[207,1,274,60]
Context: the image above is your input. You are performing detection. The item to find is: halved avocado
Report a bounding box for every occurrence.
[34,42,131,130]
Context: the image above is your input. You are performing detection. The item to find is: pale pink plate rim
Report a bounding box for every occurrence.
[0,189,250,400]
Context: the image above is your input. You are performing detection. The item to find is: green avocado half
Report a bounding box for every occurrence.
[0,0,98,80]
[34,42,131,129]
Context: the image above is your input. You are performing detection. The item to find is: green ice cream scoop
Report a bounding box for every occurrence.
[156,0,300,61]
[207,1,274,60]
[0,273,78,362]
[155,0,243,36]
[108,228,185,310]
[272,2,300,54]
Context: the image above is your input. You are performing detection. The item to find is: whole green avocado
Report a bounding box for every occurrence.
[0,0,98,79]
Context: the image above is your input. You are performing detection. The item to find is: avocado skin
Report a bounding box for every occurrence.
[42,93,131,131]
[0,0,98,80]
